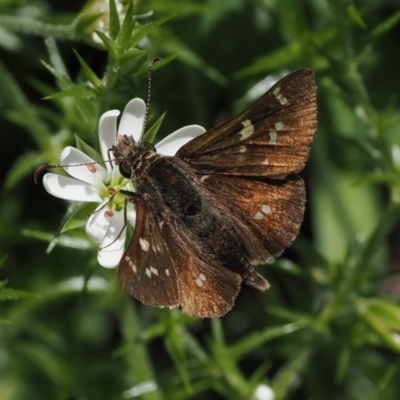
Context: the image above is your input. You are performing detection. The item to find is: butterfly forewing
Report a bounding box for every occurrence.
[176,69,316,177]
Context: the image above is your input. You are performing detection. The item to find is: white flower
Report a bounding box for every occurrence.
[43,98,205,268]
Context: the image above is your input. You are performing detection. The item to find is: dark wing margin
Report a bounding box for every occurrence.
[176,69,317,178]
[119,196,242,318]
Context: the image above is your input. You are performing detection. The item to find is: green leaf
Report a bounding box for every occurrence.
[229,322,307,361]
[235,42,302,78]
[17,343,71,384]
[42,58,98,125]
[41,60,72,89]
[271,347,311,400]
[44,83,97,100]
[61,202,98,233]
[74,10,104,36]
[362,299,400,331]
[160,32,227,85]
[118,2,136,49]
[130,15,175,48]
[4,151,46,190]
[22,229,54,243]
[22,229,93,250]
[357,298,400,352]
[0,58,51,147]
[165,324,192,393]
[95,30,119,60]
[108,0,121,39]
[0,288,38,301]
[144,112,166,144]
[136,53,180,79]
[0,15,76,40]
[45,37,70,79]
[336,346,351,383]
[371,10,400,38]
[73,49,104,91]
[347,5,367,29]
[119,48,147,65]
[75,134,102,162]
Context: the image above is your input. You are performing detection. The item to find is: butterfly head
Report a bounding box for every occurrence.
[112,134,157,180]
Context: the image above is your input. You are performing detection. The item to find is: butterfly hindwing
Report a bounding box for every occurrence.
[201,175,305,265]
[176,69,317,177]
[161,218,242,318]
[119,193,242,318]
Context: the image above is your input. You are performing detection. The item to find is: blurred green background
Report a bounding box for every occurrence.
[1,0,400,399]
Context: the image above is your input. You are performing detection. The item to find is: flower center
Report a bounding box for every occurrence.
[98,171,136,212]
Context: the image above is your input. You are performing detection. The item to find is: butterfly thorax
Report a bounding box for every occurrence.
[112,135,159,181]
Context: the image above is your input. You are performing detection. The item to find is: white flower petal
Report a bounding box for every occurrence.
[60,147,107,187]
[98,109,120,169]
[85,201,111,243]
[43,173,102,202]
[156,125,206,156]
[118,98,146,143]
[97,210,127,268]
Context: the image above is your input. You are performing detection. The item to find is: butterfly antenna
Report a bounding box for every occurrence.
[34,159,116,184]
[140,57,161,143]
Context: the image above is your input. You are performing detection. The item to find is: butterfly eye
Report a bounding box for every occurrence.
[119,163,131,178]
[143,142,156,151]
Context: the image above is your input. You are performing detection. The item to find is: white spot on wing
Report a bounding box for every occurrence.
[145,268,151,278]
[254,211,263,220]
[139,237,150,252]
[195,273,206,287]
[125,256,137,273]
[165,269,170,276]
[269,131,277,145]
[254,204,271,220]
[261,204,271,214]
[239,145,247,153]
[272,86,288,105]
[275,121,284,131]
[239,119,254,140]
[150,266,159,276]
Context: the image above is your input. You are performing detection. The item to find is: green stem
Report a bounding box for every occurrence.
[0,15,78,40]
[119,298,162,400]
